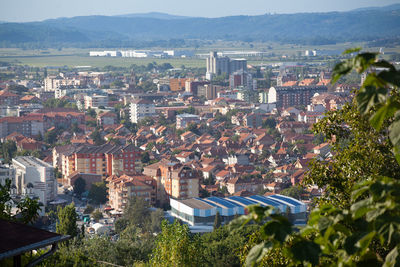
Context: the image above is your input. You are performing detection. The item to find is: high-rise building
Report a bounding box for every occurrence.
[206,52,247,80]
[130,99,156,123]
[12,156,57,212]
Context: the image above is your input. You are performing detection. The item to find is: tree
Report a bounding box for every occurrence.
[280,186,307,200]
[0,179,40,224]
[213,211,221,230]
[56,203,78,238]
[88,181,107,204]
[91,209,103,222]
[83,205,94,214]
[124,196,150,229]
[262,117,276,129]
[150,220,203,267]
[90,130,104,146]
[73,177,86,197]
[44,129,58,145]
[141,151,150,164]
[2,140,17,164]
[114,217,129,234]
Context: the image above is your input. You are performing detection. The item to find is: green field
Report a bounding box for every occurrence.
[0,42,399,69]
[0,55,205,69]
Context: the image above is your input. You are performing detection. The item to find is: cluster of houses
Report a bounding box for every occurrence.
[0,55,358,219]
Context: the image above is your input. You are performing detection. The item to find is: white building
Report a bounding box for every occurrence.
[130,99,156,123]
[89,51,119,57]
[0,165,14,186]
[176,113,200,129]
[12,156,57,212]
[84,95,109,109]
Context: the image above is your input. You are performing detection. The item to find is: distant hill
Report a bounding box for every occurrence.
[116,12,192,20]
[1,5,400,48]
[350,3,400,12]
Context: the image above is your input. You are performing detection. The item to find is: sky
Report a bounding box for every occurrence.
[0,0,400,22]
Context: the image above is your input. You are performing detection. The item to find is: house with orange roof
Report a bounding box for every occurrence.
[298,78,315,86]
[282,81,298,87]
[0,90,19,105]
[19,95,40,104]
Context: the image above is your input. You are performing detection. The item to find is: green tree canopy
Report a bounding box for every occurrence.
[56,203,78,238]
[73,177,86,197]
[213,211,221,230]
[150,220,203,267]
[88,181,107,204]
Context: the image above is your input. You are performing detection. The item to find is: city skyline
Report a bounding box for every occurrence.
[0,0,399,22]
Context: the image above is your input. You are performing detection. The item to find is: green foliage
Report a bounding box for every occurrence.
[150,220,203,267]
[56,203,78,237]
[83,205,94,214]
[0,179,40,223]
[114,217,129,234]
[1,140,17,164]
[73,177,86,196]
[201,224,259,267]
[44,129,58,145]
[141,151,150,164]
[213,211,221,230]
[90,129,105,146]
[91,209,103,222]
[44,98,77,109]
[280,186,307,200]
[88,181,107,204]
[262,117,276,129]
[110,80,125,88]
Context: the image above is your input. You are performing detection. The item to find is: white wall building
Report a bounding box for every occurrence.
[84,95,109,109]
[12,156,57,212]
[130,99,156,123]
[0,165,14,186]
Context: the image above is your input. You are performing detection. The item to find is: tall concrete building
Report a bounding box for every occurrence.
[12,156,57,212]
[130,99,156,123]
[206,52,230,77]
[206,52,247,80]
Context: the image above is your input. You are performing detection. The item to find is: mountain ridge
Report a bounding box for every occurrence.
[1,5,400,48]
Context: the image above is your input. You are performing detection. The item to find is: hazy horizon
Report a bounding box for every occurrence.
[0,0,399,23]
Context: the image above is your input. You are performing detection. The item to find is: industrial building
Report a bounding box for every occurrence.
[170,194,307,227]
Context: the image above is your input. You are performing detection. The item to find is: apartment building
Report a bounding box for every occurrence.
[143,159,200,206]
[44,76,82,91]
[97,111,117,126]
[64,143,141,179]
[12,156,56,212]
[0,90,19,105]
[130,99,156,123]
[169,78,190,91]
[268,86,328,108]
[176,113,200,129]
[84,94,109,109]
[107,174,156,211]
[0,165,14,186]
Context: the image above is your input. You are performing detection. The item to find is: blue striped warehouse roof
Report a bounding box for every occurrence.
[226,196,258,206]
[203,196,239,209]
[268,194,304,207]
[173,195,306,215]
[247,195,285,209]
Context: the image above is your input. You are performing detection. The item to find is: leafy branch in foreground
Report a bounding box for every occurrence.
[243,50,400,266]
